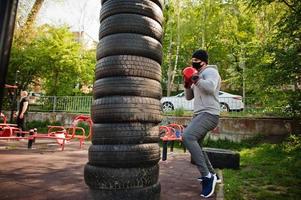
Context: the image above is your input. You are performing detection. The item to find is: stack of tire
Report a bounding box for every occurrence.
[84,0,164,199]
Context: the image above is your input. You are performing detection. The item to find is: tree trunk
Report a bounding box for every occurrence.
[171,43,179,93]
[171,10,180,94]
[167,1,180,96]
[166,35,173,97]
[23,0,45,30]
[52,70,59,96]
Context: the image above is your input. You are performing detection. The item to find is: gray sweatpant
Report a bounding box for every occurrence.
[182,112,219,176]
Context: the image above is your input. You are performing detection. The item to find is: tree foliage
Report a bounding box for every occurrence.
[246,0,301,116]
[8,25,95,96]
[162,0,300,116]
[6,0,300,116]
[6,0,95,96]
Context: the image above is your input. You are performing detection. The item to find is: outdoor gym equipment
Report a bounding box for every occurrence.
[160,123,240,168]
[27,115,93,151]
[0,112,30,140]
[42,114,93,149]
[159,123,186,161]
[0,112,7,123]
[0,112,19,137]
[1,113,93,151]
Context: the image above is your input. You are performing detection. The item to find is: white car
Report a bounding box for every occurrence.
[161,91,244,112]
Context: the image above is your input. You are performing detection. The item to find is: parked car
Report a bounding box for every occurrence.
[161,91,244,112]
[28,92,44,104]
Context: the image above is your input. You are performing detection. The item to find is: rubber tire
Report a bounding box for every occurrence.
[100,0,163,25]
[96,33,162,64]
[220,103,230,112]
[92,96,162,123]
[84,164,159,189]
[93,76,162,99]
[101,0,164,9]
[88,143,160,168]
[95,55,161,81]
[89,182,161,200]
[191,147,240,169]
[99,14,163,42]
[92,123,159,145]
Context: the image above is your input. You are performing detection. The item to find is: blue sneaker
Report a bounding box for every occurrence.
[200,175,217,198]
[197,174,221,184]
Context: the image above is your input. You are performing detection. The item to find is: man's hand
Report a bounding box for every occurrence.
[191,74,199,83]
[184,80,193,89]
[19,113,24,119]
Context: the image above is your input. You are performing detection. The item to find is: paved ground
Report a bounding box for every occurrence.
[0,140,222,200]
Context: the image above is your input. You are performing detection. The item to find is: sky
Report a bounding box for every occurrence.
[37,0,101,41]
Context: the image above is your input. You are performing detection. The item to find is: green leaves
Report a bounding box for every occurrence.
[8,25,95,96]
[162,0,300,117]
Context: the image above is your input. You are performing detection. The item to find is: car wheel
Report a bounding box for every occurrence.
[92,96,162,123]
[89,182,161,200]
[99,0,164,25]
[162,102,174,112]
[93,76,162,99]
[92,123,159,145]
[84,164,159,189]
[95,55,162,82]
[220,103,229,112]
[88,144,160,168]
[101,0,164,10]
[99,13,163,42]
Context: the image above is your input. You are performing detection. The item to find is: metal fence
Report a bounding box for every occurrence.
[1,95,294,118]
[28,96,93,113]
[160,96,262,113]
[25,95,262,114]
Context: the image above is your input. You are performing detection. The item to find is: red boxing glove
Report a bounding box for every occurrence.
[182,67,199,87]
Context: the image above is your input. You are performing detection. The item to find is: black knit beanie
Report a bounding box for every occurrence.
[192,49,208,64]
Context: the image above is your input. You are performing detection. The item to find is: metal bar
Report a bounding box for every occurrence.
[0,0,19,112]
[162,141,168,161]
[53,96,56,112]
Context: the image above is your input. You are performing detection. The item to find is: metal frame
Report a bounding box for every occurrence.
[0,0,19,112]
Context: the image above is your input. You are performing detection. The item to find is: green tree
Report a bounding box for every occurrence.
[34,25,95,96]
[162,0,260,95]
[8,25,95,96]
[246,0,301,116]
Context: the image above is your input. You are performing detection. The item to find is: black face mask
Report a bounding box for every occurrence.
[192,62,201,69]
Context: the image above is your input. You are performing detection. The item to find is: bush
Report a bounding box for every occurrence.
[26,120,62,133]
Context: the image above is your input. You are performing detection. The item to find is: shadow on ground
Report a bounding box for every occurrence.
[0,140,216,200]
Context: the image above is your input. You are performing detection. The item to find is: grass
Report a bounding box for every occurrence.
[164,108,193,117]
[167,134,301,199]
[203,134,265,151]
[163,108,296,118]
[219,135,301,200]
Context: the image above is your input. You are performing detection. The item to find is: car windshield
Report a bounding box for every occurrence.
[176,92,184,97]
